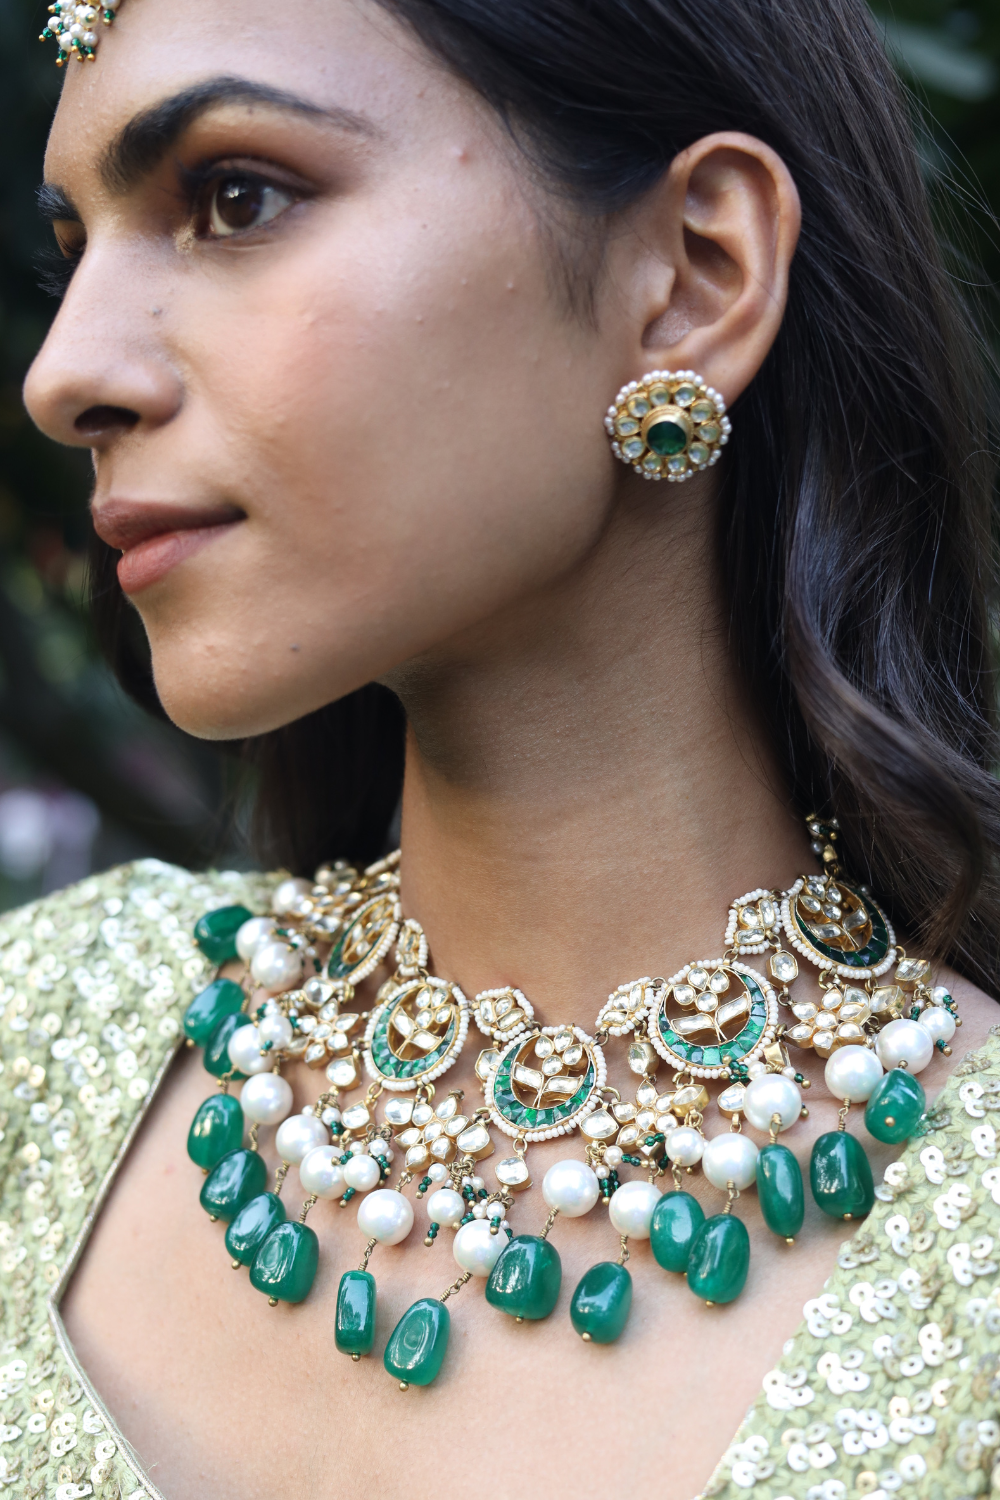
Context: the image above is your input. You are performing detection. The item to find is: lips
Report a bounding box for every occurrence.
[93,498,245,594]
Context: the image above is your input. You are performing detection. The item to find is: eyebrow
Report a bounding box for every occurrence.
[97,74,377,194]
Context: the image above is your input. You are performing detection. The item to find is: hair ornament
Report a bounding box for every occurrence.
[39,0,120,65]
[605,369,730,482]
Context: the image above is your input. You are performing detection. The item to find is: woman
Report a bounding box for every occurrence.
[13,0,1000,1496]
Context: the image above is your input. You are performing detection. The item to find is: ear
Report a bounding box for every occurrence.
[613,132,801,405]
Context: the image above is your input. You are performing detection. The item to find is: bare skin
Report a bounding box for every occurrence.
[22,0,999,1496]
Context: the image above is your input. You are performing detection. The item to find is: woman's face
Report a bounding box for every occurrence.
[24,0,640,738]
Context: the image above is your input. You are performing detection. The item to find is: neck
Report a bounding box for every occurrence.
[391,482,812,1020]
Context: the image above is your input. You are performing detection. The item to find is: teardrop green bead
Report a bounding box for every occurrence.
[384,1298,450,1386]
[569,1261,632,1344]
[336,1269,377,1356]
[686,1213,750,1304]
[810,1130,874,1219]
[485,1234,562,1321]
[756,1143,805,1240]
[249,1221,319,1304]
[864,1068,926,1144]
[199,1148,267,1221]
[183,977,245,1046]
[193,905,253,964]
[650,1191,705,1273]
[203,1012,252,1078]
[225,1192,286,1266]
[187,1093,244,1170]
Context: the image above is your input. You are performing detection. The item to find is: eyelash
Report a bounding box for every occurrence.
[37,161,302,301]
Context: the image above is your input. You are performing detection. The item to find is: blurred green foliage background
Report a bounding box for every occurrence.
[0,0,997,909]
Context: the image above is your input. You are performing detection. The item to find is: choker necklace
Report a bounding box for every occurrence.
[181,814,959,1388]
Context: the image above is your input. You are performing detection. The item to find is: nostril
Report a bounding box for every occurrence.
[74,404,140,438]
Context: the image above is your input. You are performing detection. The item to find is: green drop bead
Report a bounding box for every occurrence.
[756,1143,805,1240]
[193,905,253,964]
[383,1298,450,1386]
[335,1269,377,1356]
[203,1012,252,1078]
[183,977,246,1045]
[225,1192,285,1265]
[650,1191,705,1272]
[199,1148,267,1222]
[810,1130,875,1220]
[187,1093,244,1170]
[249,1221,319,1304]
[864,1068,926,1144]
[569,1261,632,1344]
[485,1234,562,1321]
[686,1213,750,1304]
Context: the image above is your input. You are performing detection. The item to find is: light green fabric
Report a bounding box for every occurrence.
[0,861,994,1500]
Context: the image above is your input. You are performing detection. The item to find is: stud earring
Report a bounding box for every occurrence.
[604,369,731,483]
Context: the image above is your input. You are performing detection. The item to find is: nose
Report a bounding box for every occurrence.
[23,244,183,451]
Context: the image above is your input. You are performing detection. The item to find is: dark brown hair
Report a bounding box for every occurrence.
[90,0,1000,988]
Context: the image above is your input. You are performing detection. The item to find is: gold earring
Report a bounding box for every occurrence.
[604,369,730,482]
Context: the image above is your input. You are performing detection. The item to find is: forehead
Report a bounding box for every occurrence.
[45,0,474,178]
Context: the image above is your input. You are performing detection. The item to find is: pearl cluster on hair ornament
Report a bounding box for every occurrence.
[39,0,119,64]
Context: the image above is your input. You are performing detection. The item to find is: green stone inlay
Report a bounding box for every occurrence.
[492,1047,596,1132]
[327,897,395,982]
[793,885,890,969]
[486,1235,562,1321]
[864,1068,926,1145]
[199,1148,267,1222]
[225,1191,285,1266]
[183,978,245,1046]
[646,415,687,456]
[384,1298,450,1386]
[193,905,253,965]
[687,1213,750,1304]
[187,1093,244,1170]
[203,1012,252,1078]
[756,1143,805,1240]
[336,1269,377,1356]
[569,1261,632,1343]
[658,973,769,1070]
[369,1006,456,1082]
[650,1191,705,1273]
[249,1221,319,1303]
[810,1130,875,1220]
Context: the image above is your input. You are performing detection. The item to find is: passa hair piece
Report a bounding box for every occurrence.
[39,0,120,65]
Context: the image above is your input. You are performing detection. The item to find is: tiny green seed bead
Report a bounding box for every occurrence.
[384,1298,450,1386]
[335,1269,377,1356]
[193,905,253,964]
[810,1130,875,1220]
[187,1093,244,1170]
[756,1143,805,1240]
[569,1261,632,1344]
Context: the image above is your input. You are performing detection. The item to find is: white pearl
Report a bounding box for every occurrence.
[272,877,313,915]
[917,1006,956,1046]
[226,1024,270,1076]
[453,1219,506,1276]
[471,1176,485,1191]
[666,1126,704,1166]
[235,916,275,963]
[427,1162,449,1183]
[368,1140,393,1163]
[743,1074,802,1133]
[257,1012,294,1051]
[746,1061,767,1079]
[357,1188,414,1245]
[275,1113,328,1163]
[426,1188,465,1226]
[299,1146,346,1199]
[472,1201,488,1218]
[608,1180,662,1238]
[348,1139,367,1155]
[702,1132,759,1190]
[240,1072,293,1125]
[250,941,303,991]
[542,1159,600,1217]
[603,1145,624,1168]
[876,1019,934,1074]
[824,1044,884,1101]
[343,1154,381,1192]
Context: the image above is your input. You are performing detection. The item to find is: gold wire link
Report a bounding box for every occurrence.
[724,1182,740,1215]
[248,1122,260,1151]
[617,1235,630,1266]
[540,1208,559,1240]
[298,1193,318,1223]
[273,1161,291,1196]
[439,1270,472,1304]
[358,1237,378,1272]
[769,1111,782,1145]
[671,1161,683,1191]
[838,1099,852,1131]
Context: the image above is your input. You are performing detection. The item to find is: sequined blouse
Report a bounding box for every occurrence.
[0,861,995,1500]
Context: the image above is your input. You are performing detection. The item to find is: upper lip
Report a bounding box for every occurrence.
[92,498,245,550]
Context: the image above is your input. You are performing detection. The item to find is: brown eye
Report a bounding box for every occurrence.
[208,175,294,237]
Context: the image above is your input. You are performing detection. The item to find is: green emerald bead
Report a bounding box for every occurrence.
[199,1148,267,1222]
[569,1260,632,1344]
[646,414,688,456]
[203,1012,252,1078]
[485,1234,562,1321]
[225,1192,285,1265]
[183,978,245,1046]
[687,1213,750,1304]
[810,1130,875,1220]
[756,1143,805,1240]
[249,1221,319,1304]
[650,1190,705,1273]
[335,1269,377,1356]
[193,904,253,964]
[865,1068,926,1145]
[187,1093,244,1170]
[383,1298,450,1386]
